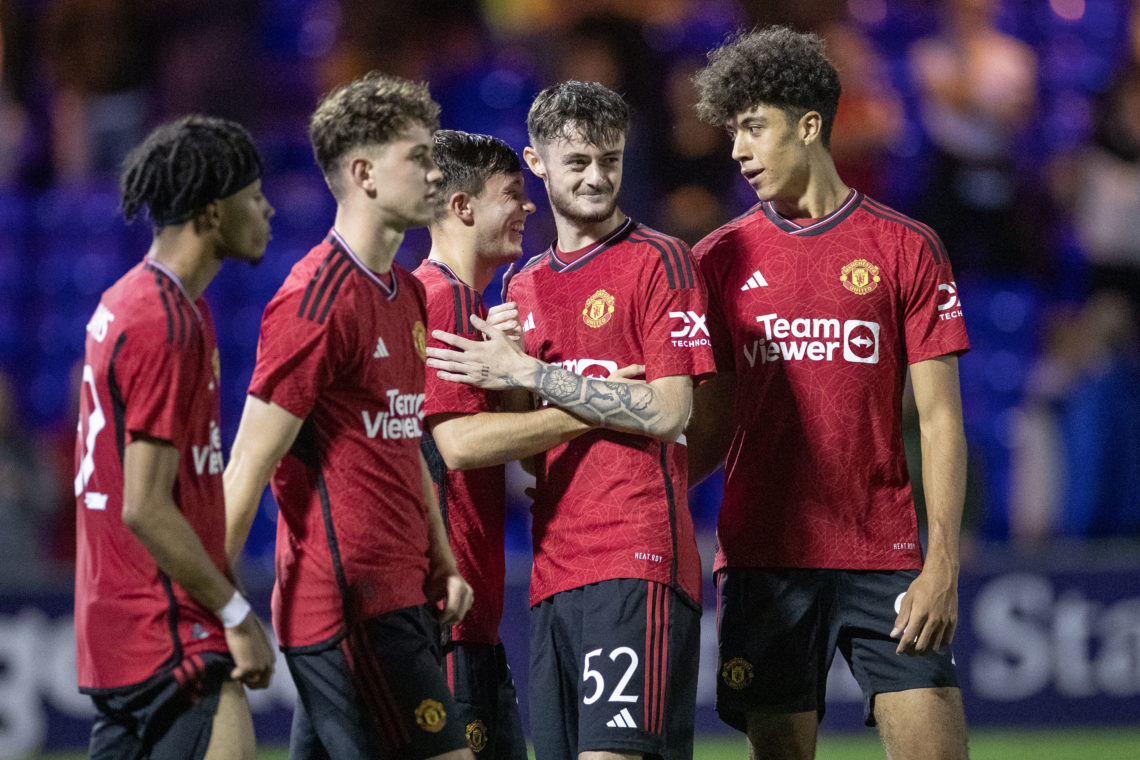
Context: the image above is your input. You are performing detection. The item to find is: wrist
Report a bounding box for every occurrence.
[215,590,252,628]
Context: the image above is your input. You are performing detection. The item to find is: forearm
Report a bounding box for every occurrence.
[685,373,735,484]
[223,452,275,563]
[429,408,590,470]
[920,415,967,574]
[126,498,237,612]
[515,358,688,441]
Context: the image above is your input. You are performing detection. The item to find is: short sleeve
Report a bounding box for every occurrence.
[639,240,716,383]
[423,283,496,418]
[694,240,735,373]
[901,233,970,364]
[117,326,199,445]
[248,286,338,419]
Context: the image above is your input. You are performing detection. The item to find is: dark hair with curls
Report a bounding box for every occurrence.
[431,130,521,220]
[693,26,842,147]
[526,80,630,148]
[309,71,440,194]
[119,115,262,228]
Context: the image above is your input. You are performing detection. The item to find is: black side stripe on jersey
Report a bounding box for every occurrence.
[862,197,949,264]
[160,274,193,345]
[630,229,696,290]
[297,249,351,323]
[314,260,353,325]
[159,573,184,673]
[108,334,128,462]
[315,467,353,616]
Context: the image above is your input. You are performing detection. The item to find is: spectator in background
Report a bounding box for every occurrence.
[1009,291,1140,544]
[41,0,152,183]
[1052,0,1140,308]
[0,371,57,585]
[908,0,1039,277]
[821,20,905,202]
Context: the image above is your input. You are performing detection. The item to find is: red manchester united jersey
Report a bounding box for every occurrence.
[74,259,228,691]
[506,219,714,607]
[413,259,506,645]
[693,191,970,571]
[249,231,430,649]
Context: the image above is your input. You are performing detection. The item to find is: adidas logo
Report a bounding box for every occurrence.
[606,708,637,729]
[522,312,535,332]
[740,270,768,291]
[373,336,389,358]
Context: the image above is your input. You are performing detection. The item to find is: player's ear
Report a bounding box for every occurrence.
[522,146,546,179]
[348,153,376,195]
[194,201,221,232]
[449,192,474,225]
[800,111,823,146]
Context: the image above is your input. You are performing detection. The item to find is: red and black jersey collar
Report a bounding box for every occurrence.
[547,217,636,272]
[327,228,398,300]
[761,189,862,236]
[143,258,203,323]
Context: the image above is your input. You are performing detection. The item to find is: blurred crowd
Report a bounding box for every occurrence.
[1,0,1138,582]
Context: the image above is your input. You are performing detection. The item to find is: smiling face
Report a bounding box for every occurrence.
[727,104,812,204]
[214,178,275,264]
[368,123,444,230]
[527,131,625,227]
[470,170,535,265]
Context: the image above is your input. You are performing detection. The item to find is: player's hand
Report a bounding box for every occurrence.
[485,302,524,349]
[890,565,958,656]
[607,364,645,382]
[225,612,276,689]
[427,314,537,390]
[425,566,474,625]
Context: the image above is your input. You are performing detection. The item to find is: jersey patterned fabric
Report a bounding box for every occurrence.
[506,219,714,607]
[75,259,227,691]
[249,230,430,650]
[413,259,506,645]
[693,191,970,572]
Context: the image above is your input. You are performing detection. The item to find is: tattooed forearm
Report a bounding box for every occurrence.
[533,363,665,435]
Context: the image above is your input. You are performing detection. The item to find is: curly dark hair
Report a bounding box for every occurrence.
[526,80,630,148]
[119,115,262,228]
[431,130,521,220]
[309,71,441,191]
[693,26,841,147]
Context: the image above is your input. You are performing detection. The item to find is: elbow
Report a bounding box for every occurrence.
[121,500,147,535]
[653,412,689,444]
[434,438,475,471]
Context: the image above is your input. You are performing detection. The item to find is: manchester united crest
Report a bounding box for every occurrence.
[466,719,488,753]
[720,657,754,690]
[582,288,616,328]
[412,320,427,360]
[840,258,881,295]
[415,699,447,733]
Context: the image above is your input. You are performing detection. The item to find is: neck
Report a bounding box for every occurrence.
[333,204,405,274]
[427,231,499,294]
[552,208,627,253]
[146,225,222,301]
[768,156,851,220]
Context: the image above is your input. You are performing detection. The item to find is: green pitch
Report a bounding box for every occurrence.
[31,729,1140,759]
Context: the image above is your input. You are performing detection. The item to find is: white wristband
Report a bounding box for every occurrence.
[216,591,251,629]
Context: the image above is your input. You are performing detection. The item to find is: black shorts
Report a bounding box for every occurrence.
[529,578,700,760]
[444,640,527,760]
[286,604,468,760]
[88,650,233,760]
[715,568,960,730]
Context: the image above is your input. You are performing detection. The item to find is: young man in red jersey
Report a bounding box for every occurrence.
[416,128,604,760]
[426,81,714,760]
[223,73,474,760]
[687,27,971,760]
[75,115,276,760]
